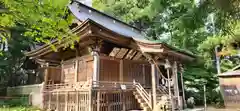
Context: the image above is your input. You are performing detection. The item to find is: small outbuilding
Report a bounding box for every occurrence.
[219,65,240,108]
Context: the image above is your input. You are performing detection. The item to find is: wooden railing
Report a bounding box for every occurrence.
[157,84,168,94]
[133,81,152,109]
[92,81,134,90]
[44,81,91,91]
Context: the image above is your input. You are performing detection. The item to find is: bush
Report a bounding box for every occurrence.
[0,97,29,107]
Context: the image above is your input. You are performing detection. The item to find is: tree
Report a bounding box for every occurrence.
[0,0,78,89]
[0,0,77,50]
[93,0,240,106]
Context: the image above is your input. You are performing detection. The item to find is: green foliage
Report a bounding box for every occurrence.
[0,0,77,48]
[0,106,40,111]
[0,0,80,90]
[93,0,240,107]
[0,97,29,107]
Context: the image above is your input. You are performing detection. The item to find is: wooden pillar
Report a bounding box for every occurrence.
[56,92,59,111]
[76,91,79,111]
[142,64,145,87]
[172,61,180,109]
[44,63,49,84]
[75,59,78,82]
[61,60,64,83]
[48,92,51,110]
[165,59,173,111]
[89,89,92,111]
[119,59,123,82]
[75,48,79,82]
[151,63,157,108]
[65,92,68,111]
[180,64,187,108]
[97,91,101,111]
[92,50,99,84]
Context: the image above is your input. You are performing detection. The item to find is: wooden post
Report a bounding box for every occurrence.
[44,63,49,84]
[48,92,51,110]
[61,60,64,83]
[75,59,78,82]
[65,92,68,111]
[172,61,180,109]
[180,64,187,108]
[151,63,157,109]
[142,64,146,87]
[119,59,123,82]
[122,90,126,111]
[165,59,173,111]
[75,48,79,82]
[97,91,100,111]
[56,92,59,111]
[76,91,79,111]
[92,50,99,86]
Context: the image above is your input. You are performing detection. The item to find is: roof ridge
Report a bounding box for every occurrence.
[71,0,142,31]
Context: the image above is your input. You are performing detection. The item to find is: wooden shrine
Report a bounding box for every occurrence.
[25,1,195,111]
[219,65,240,108]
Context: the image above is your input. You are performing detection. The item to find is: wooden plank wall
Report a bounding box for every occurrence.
[99,57,120,81]
[77,57,93,81]
[61,55,93,83]
[48,67,61,84]
[62,59,75,83]
[98,56,151,87]
[123,60,151,87]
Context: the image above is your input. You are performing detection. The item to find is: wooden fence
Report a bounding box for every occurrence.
[43,90,90,111]
[43,89,139,111]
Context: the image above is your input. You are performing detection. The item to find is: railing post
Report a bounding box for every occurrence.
[149,91,153,109]
[48,92,51,110]
[133,79,136,85]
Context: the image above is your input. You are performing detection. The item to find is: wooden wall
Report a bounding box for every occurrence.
[99,56,151,87]
[99,57,120,81]
[77,56,93,81]
[62,59,75,83]
[61,55,93,83]
[123,60,151,87]
[48,67,61,84]
[58,55,151,85]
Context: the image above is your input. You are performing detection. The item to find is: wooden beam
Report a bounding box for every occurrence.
[132,52,142,60]
[115,48,128,59]
[124,49,137,60]
[109,47,120,57]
